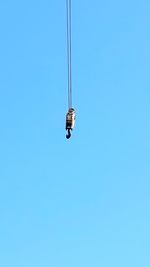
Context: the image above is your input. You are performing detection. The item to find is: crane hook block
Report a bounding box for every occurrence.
[66,108,76,139]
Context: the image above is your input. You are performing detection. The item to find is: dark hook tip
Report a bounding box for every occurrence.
[66,130,71,139]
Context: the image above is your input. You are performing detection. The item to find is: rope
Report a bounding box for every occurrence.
[66,0,72,109]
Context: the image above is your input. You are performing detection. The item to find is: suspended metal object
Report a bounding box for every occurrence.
[65,0,76,139]
[66,108,76,139]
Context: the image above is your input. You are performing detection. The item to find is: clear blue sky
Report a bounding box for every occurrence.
[0,1,150,266]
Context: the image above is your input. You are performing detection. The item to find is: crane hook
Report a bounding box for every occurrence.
[66,129,71,139]
[65,108,76,139]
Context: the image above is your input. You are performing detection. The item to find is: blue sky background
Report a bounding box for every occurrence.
[0,0,150,266]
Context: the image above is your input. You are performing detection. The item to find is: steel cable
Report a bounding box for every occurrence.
[66,0,72,108]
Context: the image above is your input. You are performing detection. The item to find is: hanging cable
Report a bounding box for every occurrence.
[65,0,76,139]
[66,0,72,108]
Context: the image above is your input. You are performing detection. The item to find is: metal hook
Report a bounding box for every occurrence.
[66,129,71,139]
